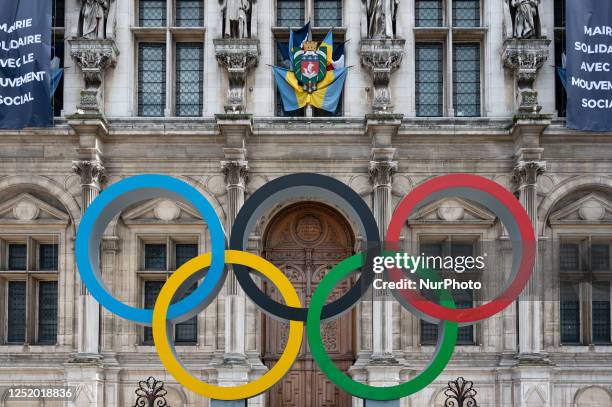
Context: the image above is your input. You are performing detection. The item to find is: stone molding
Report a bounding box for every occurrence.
[214,39,260,114]
[72,159,107,189]
[360,39,406,113]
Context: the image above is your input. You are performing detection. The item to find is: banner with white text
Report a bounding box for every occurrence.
[566,0,612,132]
[0,0,52,129]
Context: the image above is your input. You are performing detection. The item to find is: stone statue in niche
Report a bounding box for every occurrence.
[362,0,399,39]
[220,0,252,38]
[504,0,541,39]
[79,0,116,39]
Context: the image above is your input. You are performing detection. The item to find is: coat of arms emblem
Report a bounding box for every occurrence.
[293,41,327,93]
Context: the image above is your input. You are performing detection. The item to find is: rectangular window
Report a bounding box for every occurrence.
[143,281,164,344]
[7,281,27,343]
[453,43,480,117]
[592,281,611,344]
[277,0,305,27]
[416,43,443,117]
[139,0,167,27]
[39,244,58,271]
[138,44,167,117]
[8,244,27,271]
[452,0,480,28]
[560,243,580,271]
[175,244,198,269]
[421,289,474,344]
[52,0,65,27]
[175,43,203,117]
[176,0,203,27]
[175,283,198,344]
[144,244,167,270]
[37,281,58,344]
[560,281,581,344]
[314,0,342,27]
[415,0,443,27]
[592,244,610,271]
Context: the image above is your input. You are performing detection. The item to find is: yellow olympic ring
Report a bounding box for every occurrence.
[152,250,303,400]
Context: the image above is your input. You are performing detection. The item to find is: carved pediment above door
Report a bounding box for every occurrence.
[0,193,69,223]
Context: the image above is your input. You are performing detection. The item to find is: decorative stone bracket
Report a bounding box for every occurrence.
[69,39,119,117]
[214,38,260,114]
[502,38,550,115]
[360,39,405,113]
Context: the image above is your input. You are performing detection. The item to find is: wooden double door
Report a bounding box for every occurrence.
[262,203,356,407]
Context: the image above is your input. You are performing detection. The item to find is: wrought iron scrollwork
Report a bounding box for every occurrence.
[134,377,170,407]
[444,377,478,407]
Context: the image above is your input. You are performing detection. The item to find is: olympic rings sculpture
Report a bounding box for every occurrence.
[75,173,536,401]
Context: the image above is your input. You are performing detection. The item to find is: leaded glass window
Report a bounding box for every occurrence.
[560,281,580,344]
[39,244,58,271]
[314,0,342,27]
[592,244,610,271]
[592,282,611,344]
[176,244,198,269]
[138,44,167,117]
[415,0,443,27]
[139,0,167,27]
[176,43,203,117]
[277,0,305,27]
[7,281,26,343]
[453,43,480,117]
[176,0,203,27]
[416,44,443,117]
[38,281,58,344]
[453,0,480,28]
[143,281,164,344]
[560,243,580,271]
[421,290,474,344]
[145,244,167,270]
[175,283,198,343]
[8,244,27,270]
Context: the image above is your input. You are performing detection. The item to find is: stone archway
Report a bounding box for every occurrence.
[262,202,356,407]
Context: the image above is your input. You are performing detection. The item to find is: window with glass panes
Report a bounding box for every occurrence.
[176,43,203,117]
[559,239,612,345]
[2,238,59,345]
[554,0,567,117]
[277,0,305,27]
[139,0,167,27]
[453,0,480,28]
[415,0,443,27]
[176,0,204,27]
[138,44,167,117]
[141,241,199,344]
[416,44,444,117]
[314,0,342,27]
[453,43,481,117]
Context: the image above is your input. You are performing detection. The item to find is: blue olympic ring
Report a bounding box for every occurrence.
[75,174,226,325]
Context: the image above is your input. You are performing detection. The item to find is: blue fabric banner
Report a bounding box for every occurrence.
[565,0,612,132]
[0,0,53,129]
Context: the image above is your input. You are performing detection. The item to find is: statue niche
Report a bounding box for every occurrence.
[504,0,541,39]
[362,0,399,39]
[220,0,254,38]
[78,0,116,40]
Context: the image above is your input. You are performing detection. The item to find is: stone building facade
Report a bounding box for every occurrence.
[0,0,611,406]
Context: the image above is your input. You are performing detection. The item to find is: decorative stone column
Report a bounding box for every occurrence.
[72,159,106,357]
[501,38,550,115]
[68,39,119,117]
[360,39,405,113]
[214,39,260,114]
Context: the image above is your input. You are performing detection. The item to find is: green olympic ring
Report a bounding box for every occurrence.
[307,252,458,400]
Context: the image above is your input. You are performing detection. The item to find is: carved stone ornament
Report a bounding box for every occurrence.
[69,39,119,116]
[72,159,107,187]
[501,38,550,114]
[512,160,546,187]
[222,160,249,187]
[360,39,405,113]
[214,38,260,114]
[369,160,398,187]
[362,0,399,39]
[79,0,117,40]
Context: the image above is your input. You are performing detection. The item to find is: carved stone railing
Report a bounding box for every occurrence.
[444,377,478,407]
[134,377,169,407]
[214,38,260,114]
[501,38,550,115]
[360,39,405,113]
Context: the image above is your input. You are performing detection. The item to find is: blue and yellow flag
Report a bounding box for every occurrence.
[289,22,310,65]
[274,67,347,113]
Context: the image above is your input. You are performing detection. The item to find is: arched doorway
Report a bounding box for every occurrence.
[263,202,356,407]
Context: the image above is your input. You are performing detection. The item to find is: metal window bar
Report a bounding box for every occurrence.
[276,0,305,27]
[560,281,581,344]
[176,43,204,117]
[38,281,58,344]
[7,281,27,343]
[453,43,481,117]
[8,244,27,271]
[138,44,167,117]
[314,0,342,27]
[176,0,203,27]
[143,281,164,344]
[452,0,480,28]
[415,0,443,27]
[416,43,444,117]
[39,244,58,271]
[139,0,167,27]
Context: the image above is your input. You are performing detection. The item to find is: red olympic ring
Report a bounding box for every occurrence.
[386,173,536,323]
